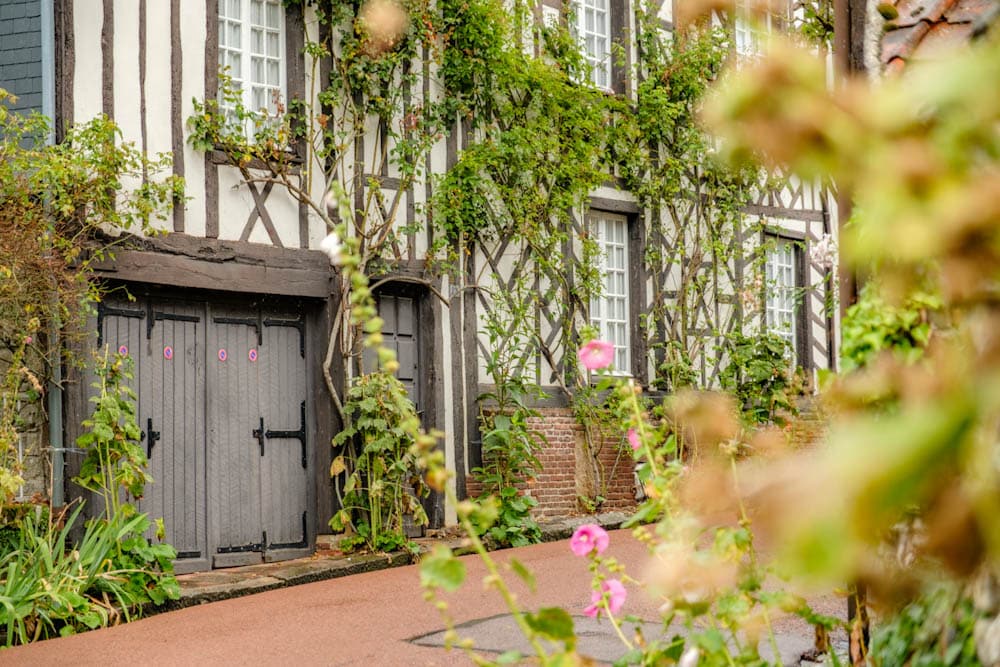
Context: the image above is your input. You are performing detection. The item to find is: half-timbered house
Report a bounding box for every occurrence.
[1,0,837,573]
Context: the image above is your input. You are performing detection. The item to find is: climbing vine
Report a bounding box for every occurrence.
[187,0,819,520]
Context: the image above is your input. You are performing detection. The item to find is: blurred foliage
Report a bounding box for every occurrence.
[840,283,941,373]
[869,581,981,666]
[706,27,1000,587]
[417,6,1000,667]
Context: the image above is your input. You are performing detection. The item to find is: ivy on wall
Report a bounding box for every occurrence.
[189,0,816,511]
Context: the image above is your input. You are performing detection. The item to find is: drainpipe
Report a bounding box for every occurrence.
[41,0,64,507]
[41,0,55,145]
[48,331,64,508]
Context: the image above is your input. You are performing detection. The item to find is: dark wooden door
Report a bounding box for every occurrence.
[208,305,265,567]
[260,313,310,561]
[371,293,420,412]
[97,297,209,574]
[207,303,311,567]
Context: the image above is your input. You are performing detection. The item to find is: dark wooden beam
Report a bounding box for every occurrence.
[589,195,640,215]
[94,240,334,298]
[743,203,825,223]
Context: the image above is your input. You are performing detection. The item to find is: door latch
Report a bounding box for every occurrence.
[141,418,160,458]
[252,418,265,456]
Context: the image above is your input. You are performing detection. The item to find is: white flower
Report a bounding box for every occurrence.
[810,233,838,270]
[320,232,343,266]
[679,647,700,667]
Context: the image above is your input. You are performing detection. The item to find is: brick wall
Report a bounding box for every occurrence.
[0,0,43,114]
[466,408,638,519]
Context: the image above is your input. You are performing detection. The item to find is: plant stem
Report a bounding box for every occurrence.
[448,486,549,660]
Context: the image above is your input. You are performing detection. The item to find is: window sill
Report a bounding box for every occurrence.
[207,147,302,173]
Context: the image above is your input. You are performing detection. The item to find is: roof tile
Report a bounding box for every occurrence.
[945,0,995,23]
[882,21,931,62]
[880,0,995,72]
[888,0,957,28]
[911,20,977,58]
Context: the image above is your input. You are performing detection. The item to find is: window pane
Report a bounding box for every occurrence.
[267,61,279,86]
[267,32,280,57]
[266,2,280,28]
[251,0,263,24]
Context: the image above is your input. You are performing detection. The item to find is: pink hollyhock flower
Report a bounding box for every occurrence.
[578,340,614,371]
[570,524,609,557]
[626,428,641,451]
[584,579,627,618]
[24,336,32,345]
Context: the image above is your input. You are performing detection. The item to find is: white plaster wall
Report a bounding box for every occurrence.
[144,0,174,233]
[72,3,102,131]
[180,0,207,238]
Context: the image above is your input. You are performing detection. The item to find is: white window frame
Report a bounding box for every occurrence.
[573,0,612,90]
[590,212,631,375]
[734,0,774,58]
[218,0,286,132]
[764,237,800,363]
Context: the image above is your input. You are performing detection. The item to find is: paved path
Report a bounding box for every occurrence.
[4,530,844,666]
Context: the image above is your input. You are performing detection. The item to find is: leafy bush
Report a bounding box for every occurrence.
[473,408,543,548]
[719,331,797,425]
[870,582,980,667]
[840,283,940,372]
[472,292,545,549]
[0,504,178,646]
[330,371,428,553]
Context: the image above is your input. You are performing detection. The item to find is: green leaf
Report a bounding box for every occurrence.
[496,651,523,664]
[508,557,536,593]
[525,607,575,642]
[419,545,466,592]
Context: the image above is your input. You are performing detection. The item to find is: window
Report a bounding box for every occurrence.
[573,0,611,89]
[734,0,774,58]
[590,213,630,373]
[218,0,285,119]
[764,238,800,363]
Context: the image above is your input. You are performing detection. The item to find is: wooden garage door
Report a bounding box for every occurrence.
[97,298,209,574]
[96,295,311,572]
[208,305,310,567]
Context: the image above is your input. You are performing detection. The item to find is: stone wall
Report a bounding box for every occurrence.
[0,353,50,503]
